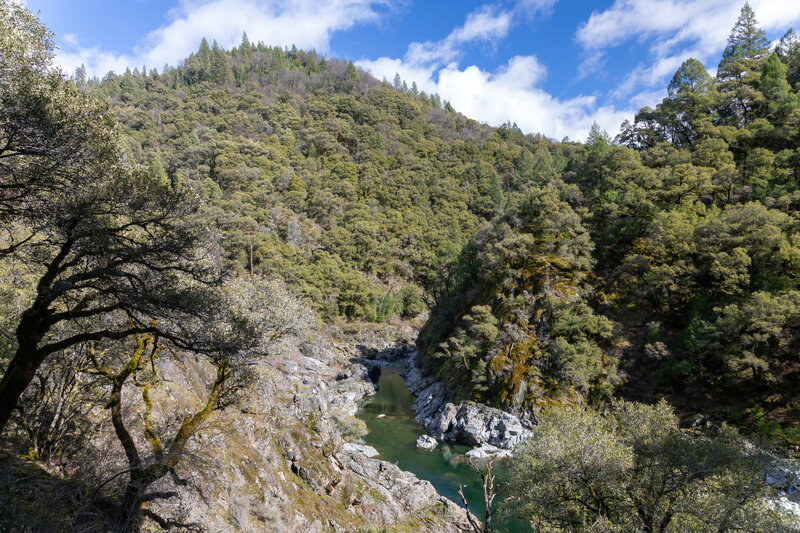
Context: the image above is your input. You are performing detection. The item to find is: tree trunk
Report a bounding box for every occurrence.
[0,347,44,433]
[118,469,162,533]
[109,358,227,531]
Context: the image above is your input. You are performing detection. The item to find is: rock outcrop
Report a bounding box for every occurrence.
[464,444,512,460]
[401,351,533,451]
[343,443,380,458]
[140,329,471,532]
[765,456,800,521]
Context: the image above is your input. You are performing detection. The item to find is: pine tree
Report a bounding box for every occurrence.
[760,51,797,123]
[777,28,800,88]
[718,2,770,73]
[346,60,358,83]
[586,122,611,148]
[198,37,212,62]
[210,39,234,85]
[717,3,770,124]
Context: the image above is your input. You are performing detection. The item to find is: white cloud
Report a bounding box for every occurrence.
[452,5,513,44]
[55,0,387,76]
[358,0,634,141]
[577,51,606,79]
[401,4,515,67]
[516,0,560,18]
[576,0,800,96]
[360,54,633,141]
[578,0,800,52]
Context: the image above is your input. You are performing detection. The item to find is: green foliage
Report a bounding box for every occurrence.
[0,1,244,434]
[412,3,800,424]
[419,184,618,408]
[19,0,796,427]
[507,401,795,532]
[397,284,425,317]
[87,37,563,324]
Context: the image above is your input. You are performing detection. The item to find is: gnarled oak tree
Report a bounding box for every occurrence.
[0,1,223,433]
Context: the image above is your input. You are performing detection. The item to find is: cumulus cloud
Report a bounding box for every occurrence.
[55,0,387,76]
[577,0,800,96]
[358,0,634,141]
[360,54,633,141]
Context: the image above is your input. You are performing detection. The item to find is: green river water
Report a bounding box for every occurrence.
[356,365,530,533]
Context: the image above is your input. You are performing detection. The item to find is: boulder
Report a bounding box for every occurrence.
[416,435,438,451]
[342,443,380,458]
[464,444,512,460]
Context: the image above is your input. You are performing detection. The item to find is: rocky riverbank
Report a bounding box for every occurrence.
[154,331,473,533]
[354,342,533,456]
[1,322,472,533]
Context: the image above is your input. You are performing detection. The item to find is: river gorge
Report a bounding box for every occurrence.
[357,365,530,533]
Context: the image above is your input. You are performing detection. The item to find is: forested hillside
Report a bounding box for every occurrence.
[86,40,563,322]
[4,1,800,530]
[83,5,800,440]
[419,5,800,440]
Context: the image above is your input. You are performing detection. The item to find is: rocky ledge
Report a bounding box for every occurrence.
[403,350,532,451]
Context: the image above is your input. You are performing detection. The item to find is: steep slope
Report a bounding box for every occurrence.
[91,21,800,438]
[1,326,470,532]
[87,41,565,323]
[418,16,800,439]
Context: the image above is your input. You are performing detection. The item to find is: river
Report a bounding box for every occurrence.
[357,365,530,533]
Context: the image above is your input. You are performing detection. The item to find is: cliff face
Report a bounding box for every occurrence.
[141,331,469,532]
[0,324,470,532]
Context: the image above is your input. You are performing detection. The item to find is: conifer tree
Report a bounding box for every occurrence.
[760,51,797,123]
[392,72,402,90]
[719,2,770,72]
[717,3,770,124]
[211,39,234,84]
[346,59,358,83]
[777,28,800,88]
[198,37,211,63]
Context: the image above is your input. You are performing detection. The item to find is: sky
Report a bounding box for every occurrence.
[20,0,800,141]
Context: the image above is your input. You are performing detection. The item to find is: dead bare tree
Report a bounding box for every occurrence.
[458,459,496,533]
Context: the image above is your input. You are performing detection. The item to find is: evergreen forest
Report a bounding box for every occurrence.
[3,1,800,531]
[85,6,800,440]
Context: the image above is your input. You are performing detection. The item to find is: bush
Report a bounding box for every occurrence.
[330,409,368,443]
[507,401,794,532]
[398,284,425,317]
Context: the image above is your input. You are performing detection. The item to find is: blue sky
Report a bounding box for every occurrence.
[22,0,800,140]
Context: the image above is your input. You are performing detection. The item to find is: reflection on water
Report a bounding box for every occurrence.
[356,365,530,533]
